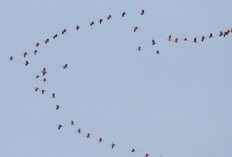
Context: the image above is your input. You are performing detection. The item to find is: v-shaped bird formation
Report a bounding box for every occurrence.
[3,8,232,157]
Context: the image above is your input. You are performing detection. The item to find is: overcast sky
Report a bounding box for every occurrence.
[0,0,232,157]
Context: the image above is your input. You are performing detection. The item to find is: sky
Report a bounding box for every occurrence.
[0,0,232,157]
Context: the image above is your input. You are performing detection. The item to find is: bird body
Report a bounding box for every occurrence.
[133,26,138,32]
[24,60,29,66]
[98,138,103,143]
[111,143,115,148]
[90,21,94,26]
[52,93,55,98]
[58,124,62,130]
[71,121,74,125]
[63,64,68,69]
[122,12,126,17]
[62,29,66,34]
[76,25,80,30]
[140,9,145,15]
[53,34,58,39]
[56,105,60,110]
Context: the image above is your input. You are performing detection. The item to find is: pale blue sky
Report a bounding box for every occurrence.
[0,0,232,157]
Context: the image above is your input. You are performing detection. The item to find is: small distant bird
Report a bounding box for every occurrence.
[9,56,13,61]
[45,38,49,44]
[53,34,58,39]
[58,124,62,130]
[24,60,29,66]
[35,87,39,92]
[107,15,112,20]
[183,38,188,41]
[63,64,68,69]
[41,89,45,94]
[122,12,126,17]
[41,78,46,82]
[145,154,149,157]
[62,29,66,34]
[36,42,40,47]
[23,52,28,58]
[209,33,213,38]
[41,68,47,76]
[137,46,141,51]
[99,19,103,24]
[98,137,103,143]
[168,35,172,41]
[152,39,156,45]
[111,143,115,149]
[71,121,74,125]
[90,21,94,26]
[86,133,90,138]
[76,25,80,30]
[231,28,232,32]
[33,50,38,55]
[155,50,160,54]
[140,9,145,15]
[219,31,223,37]
[77,128,81,133]
[52,93,55,98]
[201,36,205,42]
[35,75,40,79]
[193,37,197,43]
[131,149,135,152]
[174,38,178,43]
[133,26,138,32]
[56,105,60,110]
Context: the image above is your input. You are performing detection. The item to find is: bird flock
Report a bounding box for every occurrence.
[3,8,232,157]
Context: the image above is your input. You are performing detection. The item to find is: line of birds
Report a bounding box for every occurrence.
[4,8,232,157]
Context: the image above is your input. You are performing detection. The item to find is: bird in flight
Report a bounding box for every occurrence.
[76,25,80,30]
[35,87,39,92]
[77,128,81,133]
[41,89,45,94]
[107,15,112,20]
[55,105,60,110]
[145,154,149,157]
[35,75,40,79]
[41,78,47,82]
[9,56,13,61]
[131,149,135,152]
[137,46,141,51]
[90,21,94,26]
[71,121,74,125]
[201,36,205,42]
[33,50,38,55]
[63,64,68,69]
[24,60,29,66]
[155,50,160,54]
[45,38,49,44]
[58,124,62,130]
[183,38,188,41]
[36,42,40,47]
[174,38,178,43]
[167,35,172,41]
[85,133,90,138]
[23,52,28,58]
[98,137,103,143]
[62,29,66,34]
[152,39,156,45]
[52,93,55,98]
[133,26,138,32]
[53,34,58,39]
[140,9,145,15]
[99,19,103,24]
[111,143,115,149]
[122,12,126,17]
[41,68,47,76]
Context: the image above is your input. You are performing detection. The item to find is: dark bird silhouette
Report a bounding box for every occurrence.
[41,78,46,82]
[90,21,94,26]
[53,34,58,39]
[23,52,28,58]
[201,36,205,42]
[33,50,38,55]
[183,38,188,41]
[98,137,103,143]
[209,33,213,38]
[107,15,112,20]
[41,89,45,94]
[152,39,156,45]
[137,46,141,51]
[193,37,197,43]
[9,56,13,61]
[99,19,103,24]
[35,75,40,79]
[52,93,55,98]
[76,25,80,30]
[58,124,62,130]
[77,128,81,133]
[133,26,138,32]
[36,42,40,47]
[145,154,149,157]
[24,60,29,66]
[122,12,126,17]
[71,121,74,125]
[168,35,172,41]
[35,87,39,92]
[174,38,178,43]
[140,9,145,15]
[45,38,49,44]
[63,64,68,69]
[62,29,66,34]
[219,31,223,37]
[111,143,115,149]
[41,68,47,76]
[131,149,135,152]
[155,50,160,54]
[56,105,60,110]
[86,133,90,138]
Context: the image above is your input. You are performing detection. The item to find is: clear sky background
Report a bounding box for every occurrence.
[0,0,232,157]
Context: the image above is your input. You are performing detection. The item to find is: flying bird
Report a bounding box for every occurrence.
[36,42,40,47]
[133,26,138,32]
[62,29,66,34]
[53,34,58,39]
[71,121,74,125]
[209,33,213,38]
[41,89,45,94]
[99,19,103,24]
[201,36,205,42]
[52,93,55,98]
[23,52,28,58]
[107,15,112,20]
[35,75,40,79]
[152,39,156,45]
[56,105,60,110]
[183,38,188,41]
[219,31,223,37]
[76,25,80,30]
[122,12,126,17]
[140,9,145,15]
[33,50,38,55]
[24,60,29,66]
[193,37,197,43]
[174,38,178,43]
[58,124,62,130]
[41,68,47,76]
[145,154,149,157]
[131,149,135,152]
[63,64,68,69]
[35,87,39,92]
[77,128,81,133]
[137,46,141,51]
[9,56,13,61]
[85,133,90,138]
[98,138,103,143]
[111,143,115,149]
[90,21,94,26]
[45,38,49,44]
[155,50,160,54]
[168,35,172,41]
[41,78,46,82]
